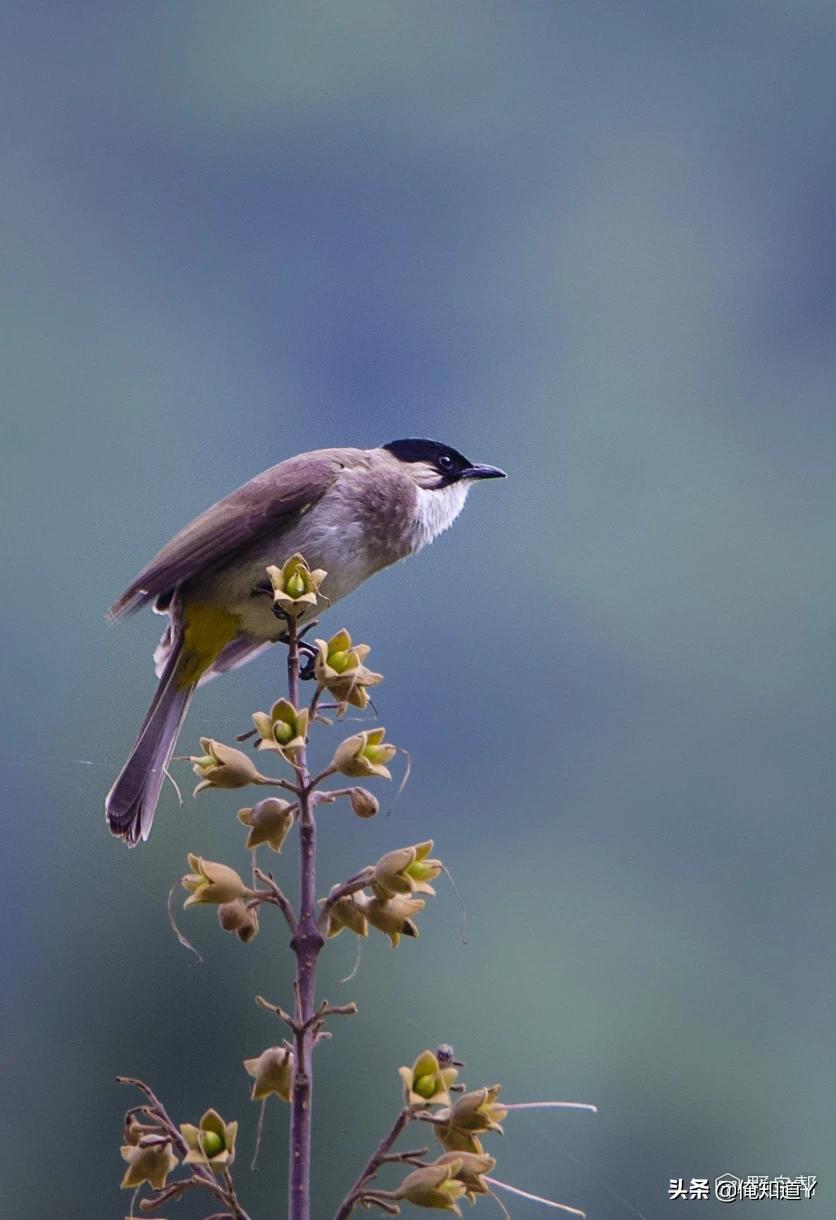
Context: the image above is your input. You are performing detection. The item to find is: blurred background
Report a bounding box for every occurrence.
[2,2,835,1217]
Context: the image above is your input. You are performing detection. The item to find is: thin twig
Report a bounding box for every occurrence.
[309,684,325,721]
[307,763,338,789]
[255,994,296,1031]
[354,1193,401,1215]
[333,1107,412,1220]
[253,868,298,932]
[300,999,358,1032]
[379,1145,429,1164]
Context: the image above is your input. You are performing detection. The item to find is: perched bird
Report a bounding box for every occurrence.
[105,438,506,844]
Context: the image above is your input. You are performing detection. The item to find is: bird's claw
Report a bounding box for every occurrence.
[299,645,317,681]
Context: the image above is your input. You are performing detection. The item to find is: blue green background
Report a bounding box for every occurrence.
[2,3,835,1217]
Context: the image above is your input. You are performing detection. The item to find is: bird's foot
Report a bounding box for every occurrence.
[299,643,318,681]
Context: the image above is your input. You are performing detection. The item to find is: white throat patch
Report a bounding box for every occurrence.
[409,482,470,552]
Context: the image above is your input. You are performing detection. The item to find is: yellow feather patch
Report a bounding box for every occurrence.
[177,603,240,688]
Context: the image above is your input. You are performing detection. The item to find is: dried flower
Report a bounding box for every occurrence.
[320,893,369,939]
[434,1086,507,1156]
[364,892,424,946]
[266,554,326,618]
[313,629,382,708]
[235,906,259,943]
[394,1160,467,1215]
[434,1126,487,1156]
[399,1050,458,1108]
[182,854,249,908]
[333,728,397,780]
[251,699,309,760]
[217,899,259,942]
[180,1108,237,1170]
[243,1046,294,1102]
[191,737,270,795]
[120,1138,178,1190]
[435,1151,495,1202]
[348,787,380,818]
[373,840,442,898]
[237,797,296,850]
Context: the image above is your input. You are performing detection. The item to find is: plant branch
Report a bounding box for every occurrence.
[253,868,298,933]
[117,1078,252,1219]
[332,1107,412,1220]
[255,993,296,1031]
[307,763,338,789]
[283,611,325,1220]
[379,1145,429,1165]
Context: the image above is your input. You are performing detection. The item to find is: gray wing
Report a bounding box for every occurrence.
[109,453,338,619]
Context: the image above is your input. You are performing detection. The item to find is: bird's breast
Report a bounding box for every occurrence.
[193,482,414,641]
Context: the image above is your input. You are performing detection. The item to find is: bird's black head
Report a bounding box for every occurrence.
[382,438,506,488]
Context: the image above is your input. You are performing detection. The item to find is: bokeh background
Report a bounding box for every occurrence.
[2,3,835,1217]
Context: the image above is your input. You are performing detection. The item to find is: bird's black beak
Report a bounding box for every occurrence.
[461,462,507,481]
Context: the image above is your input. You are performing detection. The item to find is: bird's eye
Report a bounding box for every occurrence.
[438,454,454,470]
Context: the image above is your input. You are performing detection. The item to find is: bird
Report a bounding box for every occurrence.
[105,438,506,844]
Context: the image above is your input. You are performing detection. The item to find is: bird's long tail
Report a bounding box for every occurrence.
[105,636,196,845]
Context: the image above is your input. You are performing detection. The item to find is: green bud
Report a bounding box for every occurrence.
[329,649,351,672]
[201,1131,224,1157]
[286,572,305,598]
[409,861,434,881]
[414,1073,437,1099]
[181,1108,238,1170]
[272,719,294,745]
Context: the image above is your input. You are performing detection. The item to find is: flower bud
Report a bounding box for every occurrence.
[399,1050,458,1108]
[243,1046,294,1102]
[218,899,251,931]
[251,699,309,760]
[349,788,379,818]
[364,892,424,946]
[180,1108,237,1171]
[236,906,260,943]
[216,899,259,941]
[373,840,442,898]
[266,554,326,618]
[182,854,249,908]
[191,737,270,796]
[394,1160,467,1215]
[332,728,396,780]
[120,1138,178,1190]
[237,797,296,851]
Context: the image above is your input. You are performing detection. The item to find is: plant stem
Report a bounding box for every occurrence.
[286,614,324,1220]
[333,1107,412,1220]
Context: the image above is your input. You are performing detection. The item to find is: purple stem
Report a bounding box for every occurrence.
[286,616,325,1220]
